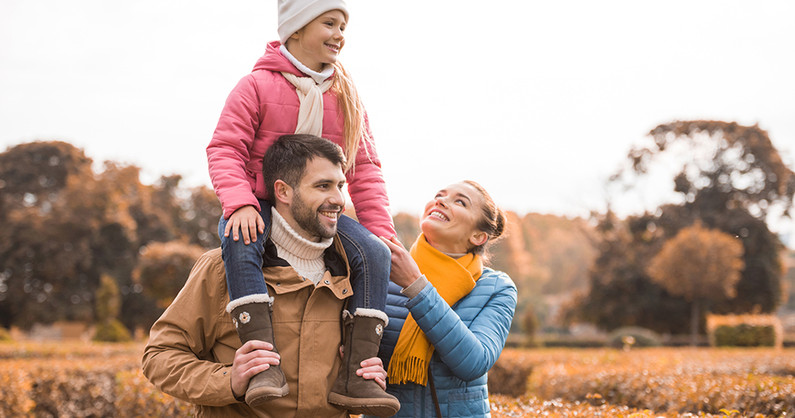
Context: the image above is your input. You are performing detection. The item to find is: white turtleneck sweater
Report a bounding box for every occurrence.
[270,208,333,285]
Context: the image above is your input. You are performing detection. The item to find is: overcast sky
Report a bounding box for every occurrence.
[1,0,794,243]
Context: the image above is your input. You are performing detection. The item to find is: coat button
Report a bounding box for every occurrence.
[324,280,330,285]
[276,282,281,286]
[342,289,348,294]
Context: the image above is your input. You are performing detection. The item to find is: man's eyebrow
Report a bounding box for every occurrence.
[313,178,345,186]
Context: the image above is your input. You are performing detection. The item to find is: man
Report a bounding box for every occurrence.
[142,134,396,417]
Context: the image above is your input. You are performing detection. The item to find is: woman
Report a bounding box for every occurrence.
[371,180,518,417]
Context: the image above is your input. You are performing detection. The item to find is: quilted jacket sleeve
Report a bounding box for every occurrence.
[405,270,517,382]
[141,251,239,406]
[345,113,396,239]
[207,75,262,219]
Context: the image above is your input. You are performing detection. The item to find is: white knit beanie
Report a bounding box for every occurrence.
[278,0,349,44]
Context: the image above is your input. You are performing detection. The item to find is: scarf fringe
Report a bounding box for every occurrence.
[387,356,428,386]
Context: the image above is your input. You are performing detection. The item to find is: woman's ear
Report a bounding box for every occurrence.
[273,180,293,205]
[469,231,488,248]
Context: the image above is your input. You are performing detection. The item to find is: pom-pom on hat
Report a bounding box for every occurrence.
[278,0,349,44]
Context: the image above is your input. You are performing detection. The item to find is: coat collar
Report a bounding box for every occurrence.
[262,235,351,300]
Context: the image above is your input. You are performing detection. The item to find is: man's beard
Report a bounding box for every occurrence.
[291,190,340,239]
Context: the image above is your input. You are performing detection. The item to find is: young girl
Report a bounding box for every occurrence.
[206,1,399,415]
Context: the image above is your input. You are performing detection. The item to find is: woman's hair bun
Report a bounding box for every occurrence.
[492,208,506,240]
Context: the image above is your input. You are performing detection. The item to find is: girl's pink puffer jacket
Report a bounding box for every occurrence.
[207,41,395,238]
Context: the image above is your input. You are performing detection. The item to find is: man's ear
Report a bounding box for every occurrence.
[469,231,488,248]
[273,180,293,205]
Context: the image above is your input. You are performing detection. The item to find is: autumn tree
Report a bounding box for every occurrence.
[392,212,421,247]
[574,210,691,333]
[0,141,98,327]
[579,121,794,334]
[784,250,795,311]
[0,141,222,331]
[181,186,223,249]
[625,121,792,313]
[647,223,745,345]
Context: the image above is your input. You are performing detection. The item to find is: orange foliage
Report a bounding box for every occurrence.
[648,222,744,301]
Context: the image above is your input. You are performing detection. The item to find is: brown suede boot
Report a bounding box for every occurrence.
[328,309,400,416]
[229,300,288,407]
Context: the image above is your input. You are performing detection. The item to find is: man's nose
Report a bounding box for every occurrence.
[330,187,345,206]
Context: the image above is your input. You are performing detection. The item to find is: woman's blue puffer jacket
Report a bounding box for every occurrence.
[368,267,517,418]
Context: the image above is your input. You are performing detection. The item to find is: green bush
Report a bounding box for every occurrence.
[607,326,662,348]
[93,320,132,342]
[713,324,776,347]
[0,327,12,342]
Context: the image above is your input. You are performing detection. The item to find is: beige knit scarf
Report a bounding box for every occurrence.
[281,72,334,137]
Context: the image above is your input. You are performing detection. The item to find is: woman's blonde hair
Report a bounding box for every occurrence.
[331,61,371,172]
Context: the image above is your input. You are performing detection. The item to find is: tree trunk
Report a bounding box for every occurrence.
[690,299,700,346]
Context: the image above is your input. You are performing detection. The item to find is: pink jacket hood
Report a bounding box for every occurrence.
[253,41,302,74]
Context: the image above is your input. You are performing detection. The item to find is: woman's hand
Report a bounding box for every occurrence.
[380,236,422,288]
[224,205,265,245]
[230,340,280,399]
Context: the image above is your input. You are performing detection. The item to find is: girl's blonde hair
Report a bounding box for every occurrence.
[331,61,371,172]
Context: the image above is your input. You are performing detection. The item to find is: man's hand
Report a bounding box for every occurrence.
[380,236,422,288]
[340,346,388,391]
[224,205,265,245]
[358,356,388,391]
[230,340,280,399]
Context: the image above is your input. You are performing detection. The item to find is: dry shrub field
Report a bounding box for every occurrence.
[1,342,794,417]
[493,347,795,417]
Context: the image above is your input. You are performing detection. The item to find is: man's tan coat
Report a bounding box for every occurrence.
[142,241,352,418]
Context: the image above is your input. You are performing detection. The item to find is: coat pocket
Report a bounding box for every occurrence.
[446,386,489,417]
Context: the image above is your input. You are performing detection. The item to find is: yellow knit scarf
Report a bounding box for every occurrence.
[386,234,482,386]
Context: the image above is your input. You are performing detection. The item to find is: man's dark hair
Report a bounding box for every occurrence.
[262,134,347,200]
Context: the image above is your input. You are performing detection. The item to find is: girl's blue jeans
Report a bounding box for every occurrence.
[218,200,389,312]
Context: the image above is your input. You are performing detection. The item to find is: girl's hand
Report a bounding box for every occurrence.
[380,236,422,288]
[225,205,265,245]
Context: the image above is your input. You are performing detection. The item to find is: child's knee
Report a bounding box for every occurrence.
[363,233,390,259]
